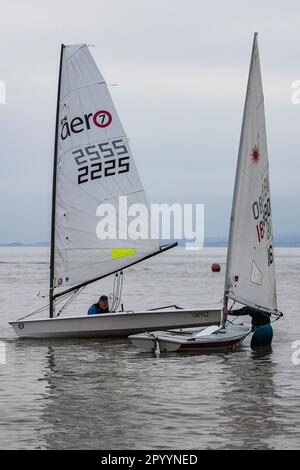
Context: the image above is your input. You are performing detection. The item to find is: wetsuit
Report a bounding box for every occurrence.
[230,306,273,347]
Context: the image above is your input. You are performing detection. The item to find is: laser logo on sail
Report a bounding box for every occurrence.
[251,145,260,164]
[60,109,112,140]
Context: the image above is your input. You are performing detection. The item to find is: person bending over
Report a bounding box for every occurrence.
[227,305,273,347]
[88,295,110,315]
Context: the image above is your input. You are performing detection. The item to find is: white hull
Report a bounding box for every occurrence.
[9,308,221,339]
[129,323,251,353]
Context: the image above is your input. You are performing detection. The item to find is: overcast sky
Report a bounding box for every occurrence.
[0,0,299,243]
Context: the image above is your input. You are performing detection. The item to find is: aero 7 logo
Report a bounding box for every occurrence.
[60,109,112,140]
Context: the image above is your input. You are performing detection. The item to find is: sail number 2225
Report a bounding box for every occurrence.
[72,138,130,185]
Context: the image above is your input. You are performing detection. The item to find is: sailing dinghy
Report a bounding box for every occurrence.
[10,44,220,339]
[129,33,281,353]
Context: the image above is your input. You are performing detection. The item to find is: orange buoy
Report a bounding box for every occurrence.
[211,263,221,272]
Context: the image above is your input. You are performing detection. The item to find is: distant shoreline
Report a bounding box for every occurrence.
[1,239,300,248]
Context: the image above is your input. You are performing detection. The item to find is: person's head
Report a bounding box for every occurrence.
[98,295,108,311]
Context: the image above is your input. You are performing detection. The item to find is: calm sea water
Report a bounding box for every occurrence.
[0,247,299,450]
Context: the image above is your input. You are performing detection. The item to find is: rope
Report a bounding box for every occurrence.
[56,287,84,316]
[16,303,49,321]
[148,305,184,311]
[16,291,72,321]
[110,271,124,312]
[115,271,123,311]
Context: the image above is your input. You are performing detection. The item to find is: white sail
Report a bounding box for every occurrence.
[52,44,160,294]
[224,34,277,313]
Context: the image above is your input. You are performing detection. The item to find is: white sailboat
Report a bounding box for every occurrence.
[129,33,281,353]
[10,44,220,339]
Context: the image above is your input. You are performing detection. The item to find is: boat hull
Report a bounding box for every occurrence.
[129,324,251,353]
[9,308,221,339]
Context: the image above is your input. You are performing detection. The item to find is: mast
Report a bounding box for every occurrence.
[222,33,258,325]
[49,44,64,318]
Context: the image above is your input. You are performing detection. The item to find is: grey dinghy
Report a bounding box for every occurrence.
[129,33,281,353]
[129,324,251,353]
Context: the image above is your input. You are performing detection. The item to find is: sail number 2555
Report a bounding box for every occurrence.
[72,138,130,185]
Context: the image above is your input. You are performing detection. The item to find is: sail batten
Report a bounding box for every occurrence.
[51,44,161,298]
[224,33,277,313]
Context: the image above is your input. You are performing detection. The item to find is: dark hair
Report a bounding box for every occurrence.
[99,295,108,302]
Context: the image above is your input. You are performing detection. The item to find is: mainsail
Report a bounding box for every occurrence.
[224,33,277,313]
[50,44,163,310]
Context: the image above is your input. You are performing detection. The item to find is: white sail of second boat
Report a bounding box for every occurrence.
[53,44,160,298]
[224,33,277,314]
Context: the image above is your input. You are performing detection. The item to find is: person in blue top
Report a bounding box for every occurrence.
[88,295,110,315]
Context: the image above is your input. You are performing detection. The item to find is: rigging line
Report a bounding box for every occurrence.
[112,272,120,312]
[113,272,123,311]
[147,305,184,311]
[116,271,124,311]
[115,272,122,311]
[111,273,118,312]
[110,273,118,312]
[115,273,121,311]
[16,304,49,321]
[113,273,120,311]
[111,273,119,312]
[56,287,84,317]
[15,291,73,322]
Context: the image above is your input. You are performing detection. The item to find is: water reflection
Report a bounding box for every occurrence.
[36,341,287,450]
[41,341,147,449]
[218,347,284,449]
